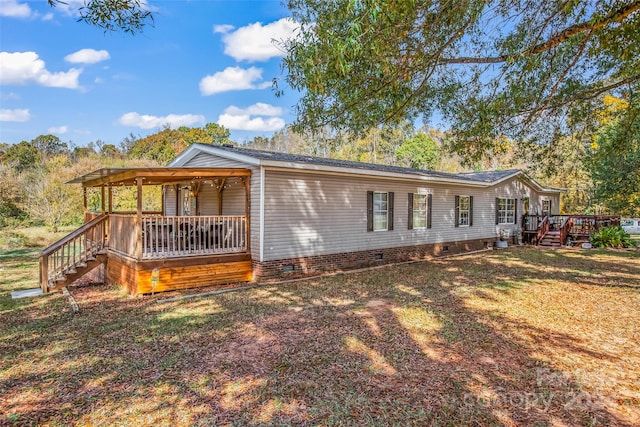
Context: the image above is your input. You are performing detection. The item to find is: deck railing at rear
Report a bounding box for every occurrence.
[39,214,107,292]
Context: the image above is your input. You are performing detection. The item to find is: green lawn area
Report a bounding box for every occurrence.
[1,246,639,426]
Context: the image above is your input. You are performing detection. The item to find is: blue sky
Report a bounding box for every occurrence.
[0,0,300,147]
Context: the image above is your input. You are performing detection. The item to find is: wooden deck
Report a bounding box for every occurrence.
[108,251,252,295]
[522,214,620,246]
[40,213,253,295]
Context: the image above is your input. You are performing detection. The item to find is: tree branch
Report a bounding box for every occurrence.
[438,1,640,65]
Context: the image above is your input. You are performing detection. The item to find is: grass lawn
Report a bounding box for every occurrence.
[1,247,639,426]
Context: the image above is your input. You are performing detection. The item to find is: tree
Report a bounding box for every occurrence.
[588,107,640,216]
[47,0,153,34]
[178,123,232,146]
[283,0,640,164]
[2,141,39,172]
[396,132,441,170]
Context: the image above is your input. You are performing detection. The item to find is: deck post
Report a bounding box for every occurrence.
[108,184,113,214]
[244,176,251,253]
[135,177,143,261]
[83,187,88,221]
[101,185,105,214]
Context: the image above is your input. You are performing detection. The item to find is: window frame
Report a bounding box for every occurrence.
[412,193,428,229]
[457,195,471,227]
[373,191,389,231]
[497,197,516,225]
[542,199,551,215]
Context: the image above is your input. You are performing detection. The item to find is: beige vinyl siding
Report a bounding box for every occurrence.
[163,185,177,216]
[262,170,543,261]
[181,151,261,258]
[198,183,217,215]
[185,151,249,169]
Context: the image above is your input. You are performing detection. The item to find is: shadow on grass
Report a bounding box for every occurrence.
[1,247,639,425]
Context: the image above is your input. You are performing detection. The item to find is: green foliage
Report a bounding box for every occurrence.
[283,0,640,165]
[590,226,635,248]
[588,108,640,216]
[48,0,153,34]
[129,123,232,163]
[3,141,39,172]
[396,132,441,170]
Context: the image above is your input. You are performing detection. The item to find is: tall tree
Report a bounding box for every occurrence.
[283,0,640,163]
[396,132,441,170]
[588,105,640,216]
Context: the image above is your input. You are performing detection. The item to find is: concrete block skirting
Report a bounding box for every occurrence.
[253,238,492,281]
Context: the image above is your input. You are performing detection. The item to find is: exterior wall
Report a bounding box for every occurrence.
[261,170,539,262]
[253,238,490,280]
[164,185,177,216]
[180,152,261,259]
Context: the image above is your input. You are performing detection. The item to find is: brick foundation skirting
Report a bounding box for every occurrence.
[253,238,492,281]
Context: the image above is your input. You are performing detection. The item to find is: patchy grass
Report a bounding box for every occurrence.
[1,247,639,426]
[0,226,77,249]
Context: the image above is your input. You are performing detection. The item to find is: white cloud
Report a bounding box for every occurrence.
[118,112,205,129]
[65,48,110,64]
[48,125,68,134]
[0,108,30,122]
[199,66,270,95]
[219,18,298,61]
[0,0,31,18]
[217,103,286,132]
[224,103,283,117]
[0,51,82,89]
[213,24,234,34]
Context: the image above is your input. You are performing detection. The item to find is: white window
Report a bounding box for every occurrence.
[413,193,428,229]
[498,198,516,224]
[373,192,388,231]
[542,199,551,215]
[458,195,470,226]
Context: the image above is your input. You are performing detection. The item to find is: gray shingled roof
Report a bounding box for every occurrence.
[204,144,521,184]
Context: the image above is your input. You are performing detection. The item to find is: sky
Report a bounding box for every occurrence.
[0,0,301,147]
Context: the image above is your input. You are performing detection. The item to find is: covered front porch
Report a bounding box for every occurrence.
[40,167,253,295]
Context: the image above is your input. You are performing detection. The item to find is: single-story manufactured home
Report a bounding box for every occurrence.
[40,144,563,294]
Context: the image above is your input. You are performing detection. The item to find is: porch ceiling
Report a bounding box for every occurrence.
[67,167,251,187]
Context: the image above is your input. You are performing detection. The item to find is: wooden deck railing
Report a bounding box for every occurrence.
[142,215,246,258]
[39,214,107,292]
[109,214,137,257]
[523,214,621,245]
[108,214,247,259]
[536,216,549,244]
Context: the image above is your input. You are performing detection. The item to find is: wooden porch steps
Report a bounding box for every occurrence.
[47,254,107,291]
[539,231,562,248]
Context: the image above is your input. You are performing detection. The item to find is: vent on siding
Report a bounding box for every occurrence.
[374,253,384,260]
[442,245,449,252]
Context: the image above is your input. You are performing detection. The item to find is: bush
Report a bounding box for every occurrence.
[590,226,635,248]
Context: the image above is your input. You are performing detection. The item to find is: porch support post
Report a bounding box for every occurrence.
[216,178,226,216]
[135,178,143,261]
[108,184,113,214]
[244,176,251,253]
[100,185,106,214]
[82,187,87,222]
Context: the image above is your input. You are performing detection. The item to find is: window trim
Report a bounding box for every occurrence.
[367,191,394,232]
[496,197,517,225]
[456,195,472,227]
[409,193,431,230]
[373,191,389,232]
